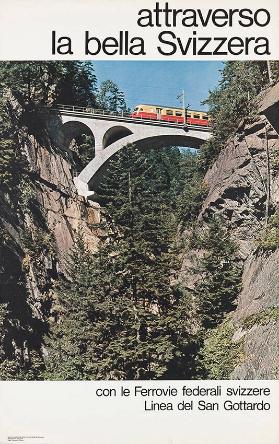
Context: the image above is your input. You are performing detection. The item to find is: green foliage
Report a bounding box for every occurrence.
[0,97,28,191]
[44,237,177,380]
[199,61,269,169]
[0,61,97,108]
[0,62,98,192]
[44,237,99,380]
[97,80,129,112]
[174,153,208,228]
[21,228,54,258]
[44,148,244,380]
[56,62,97,106]
[198,138,222,173]
[70,133,95,172]
[207,61,267,138]
[164,290,201,379]
[44,147,203,380]
[199,305,279,379]
[197,318,243,379]
[271,149,279,170]
[242,307,279,330]
[0,62,58,107]
[0,352,45,381]
[195,217,242,329]
[0,234,45,380]
[0,61,100,380]
[17,180,37,213]
[257,212,279,251]
[0,61,250,380]
[0,302,8,359]
[270,61,279,82]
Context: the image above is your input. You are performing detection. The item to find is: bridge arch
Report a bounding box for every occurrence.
[61,120,95,147]
[61,120,96,170]
[103,125,133,149]
[75,130,209,197]
[56,109,211,197]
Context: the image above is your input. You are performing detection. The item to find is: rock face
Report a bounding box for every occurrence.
[192,83,279,379]
[25,135,100,262]
[202,119,279,258]
[0,107,100,365]
[230,250,279,379]
[22,134,101,292]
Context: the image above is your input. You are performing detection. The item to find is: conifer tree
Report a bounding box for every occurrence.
[97,80,129,112]
[0,61,97,109]
[44,146,185,379]
[0,96,27,191]
[174,153,208,228]
[195,217,242,329]
[0,236,45,380]
[93,146,179,378]
[44,236,101,380]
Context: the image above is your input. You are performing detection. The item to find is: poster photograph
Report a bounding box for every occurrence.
[0,1,279,443]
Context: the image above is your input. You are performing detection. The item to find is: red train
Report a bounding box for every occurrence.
[131,104,210,126]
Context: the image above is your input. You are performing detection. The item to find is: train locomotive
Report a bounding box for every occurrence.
[131,104,210,126]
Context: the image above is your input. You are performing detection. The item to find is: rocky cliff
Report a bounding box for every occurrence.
[0,105,100,370]
[188,83,279,379]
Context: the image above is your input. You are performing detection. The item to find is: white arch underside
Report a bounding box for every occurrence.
[74,130,210,196]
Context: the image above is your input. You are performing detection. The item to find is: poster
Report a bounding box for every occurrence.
[0,1,279,443]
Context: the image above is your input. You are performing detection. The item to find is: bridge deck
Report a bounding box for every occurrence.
[51,104,212,132]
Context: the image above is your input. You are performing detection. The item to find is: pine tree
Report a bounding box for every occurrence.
[195,217,242,329]
[43,236,101,380]
[0,61,98,109]
[206,61,267,140]
[97,80,129,113]
[174,153,208,229]
[56,62,97,106]
[0,234,45,380]
[90,146,200,379]
[44,146,187,379]
[0,96,27,191]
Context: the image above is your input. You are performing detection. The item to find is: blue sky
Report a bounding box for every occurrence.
[92,61,223,111]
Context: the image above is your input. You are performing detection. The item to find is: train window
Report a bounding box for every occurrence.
[203,115,208,120]
[166,110,173,115]
[175,111,182,116]
[133,107,138,111]
[139,108,144,111]
[193,114,200,119]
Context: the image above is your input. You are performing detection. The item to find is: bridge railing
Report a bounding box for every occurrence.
[55,104,139,119]
[54,104,212,128]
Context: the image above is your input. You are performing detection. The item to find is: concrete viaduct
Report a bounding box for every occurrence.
[54,105,212,198]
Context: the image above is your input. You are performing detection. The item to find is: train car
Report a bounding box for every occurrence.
[131,104,210,126]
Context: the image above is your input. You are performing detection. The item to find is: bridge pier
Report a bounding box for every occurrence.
[92,127,106,154]
[74,176,95,198]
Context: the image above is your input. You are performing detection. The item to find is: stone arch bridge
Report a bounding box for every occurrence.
[53,105,212,198]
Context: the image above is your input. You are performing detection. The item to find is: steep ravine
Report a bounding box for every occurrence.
[1,83,279,379]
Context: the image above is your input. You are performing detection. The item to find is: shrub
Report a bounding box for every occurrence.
[198,318,244,379]
[258,212,279,251]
